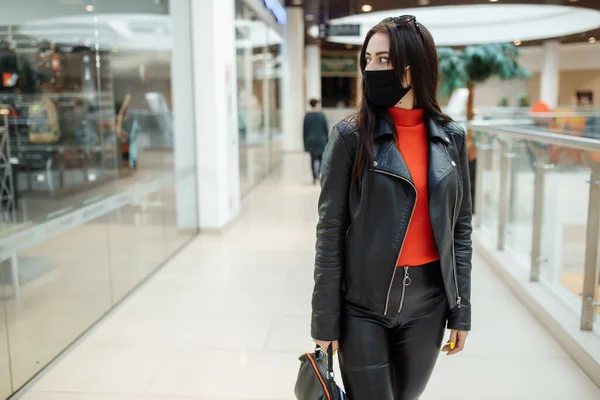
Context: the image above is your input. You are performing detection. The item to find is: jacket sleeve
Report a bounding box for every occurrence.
[322,114,329,146]
[303,116,308,151]
[311,125,352,341]
[448,129,473,332]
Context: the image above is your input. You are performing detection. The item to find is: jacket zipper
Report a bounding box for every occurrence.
[445,148,462,308]
[397,266,411,313]
[373,168,417,315]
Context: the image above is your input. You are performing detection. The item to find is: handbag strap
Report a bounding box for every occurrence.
[315,344,335,379]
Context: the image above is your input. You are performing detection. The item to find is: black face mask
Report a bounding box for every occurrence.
[363,69,412,108]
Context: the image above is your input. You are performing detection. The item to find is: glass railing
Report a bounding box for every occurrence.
[470,121,600,332]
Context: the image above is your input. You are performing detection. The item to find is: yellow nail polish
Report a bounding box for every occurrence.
[450,342,455,350]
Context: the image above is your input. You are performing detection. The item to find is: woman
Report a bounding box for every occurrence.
[311,16,472,400]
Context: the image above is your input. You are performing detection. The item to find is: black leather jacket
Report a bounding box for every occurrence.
[311,116,473,341]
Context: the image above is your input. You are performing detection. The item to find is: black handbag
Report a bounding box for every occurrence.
[295,345,347,400]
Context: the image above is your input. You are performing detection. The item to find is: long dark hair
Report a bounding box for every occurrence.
[352,16,452,190]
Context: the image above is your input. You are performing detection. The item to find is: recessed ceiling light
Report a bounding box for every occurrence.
[514,39,521,46]
[85,4,94,12]
[489,0,499,2]
[362,4,372,12]
[589,37,597,44]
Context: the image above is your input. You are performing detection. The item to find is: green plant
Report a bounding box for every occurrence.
[517,92,530,107]
[438,43,531,122]
[498,96,509,107]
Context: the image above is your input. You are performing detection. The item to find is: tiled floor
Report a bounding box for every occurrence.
[18,154,600,399]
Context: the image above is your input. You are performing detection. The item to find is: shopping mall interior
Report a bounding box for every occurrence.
[0,0,598,398]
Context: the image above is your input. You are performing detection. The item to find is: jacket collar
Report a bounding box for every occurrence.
[374,116,451,144]
[373,115,455,189]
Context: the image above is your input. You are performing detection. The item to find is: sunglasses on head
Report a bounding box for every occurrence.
[382,15,424,40]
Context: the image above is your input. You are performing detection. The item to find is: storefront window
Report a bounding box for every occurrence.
[235,0,283,196]
[0,0,196,394]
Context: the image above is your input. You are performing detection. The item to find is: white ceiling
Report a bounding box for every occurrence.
[323,4,600,46]
[0,0,167,25]
[10,14,282,52]
[16,14,171,51]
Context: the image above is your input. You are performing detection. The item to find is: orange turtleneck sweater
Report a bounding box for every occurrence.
[388,107,440,267]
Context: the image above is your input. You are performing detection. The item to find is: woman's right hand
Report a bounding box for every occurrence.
[313,339,339,354]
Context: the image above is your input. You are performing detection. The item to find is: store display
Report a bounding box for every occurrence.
[36,42,65,90]
[27,97,60,144]
[0,41,19,93]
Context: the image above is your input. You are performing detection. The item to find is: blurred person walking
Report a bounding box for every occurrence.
[310,16,473,400]
[303,99,329,184]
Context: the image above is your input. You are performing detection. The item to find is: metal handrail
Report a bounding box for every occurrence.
[470,121,600,332]
[469,123,600,152]
[527,111,600,118]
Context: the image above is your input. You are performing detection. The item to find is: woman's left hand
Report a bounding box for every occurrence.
[441,330,469,356]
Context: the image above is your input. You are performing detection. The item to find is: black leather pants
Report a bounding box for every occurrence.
[339,261,448,400]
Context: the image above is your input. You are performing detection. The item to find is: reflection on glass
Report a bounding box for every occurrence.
[0,0,197,394]
[505,141,535,263]
[0,280,12,397]
[235,0,283,196]
[540,158,591,304]
[477,132,501,239]
[6,222,112,388]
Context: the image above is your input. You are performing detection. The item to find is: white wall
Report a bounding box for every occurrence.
[190,0,241,229]
[474,77,528,107]
[520,42,600,72]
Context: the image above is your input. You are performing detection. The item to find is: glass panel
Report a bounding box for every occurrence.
[475,131,501,242]
[0,0,197,394]
[5,222,112,388]
[0,264,14,397]
[162,177,197,258]
[266,33,283,172]
[539,154,591,304]
[235,0,282,195]
[504,140,536,264]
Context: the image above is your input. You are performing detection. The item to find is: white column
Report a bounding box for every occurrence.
[540,40,560,109]
[170,0,198,230]
[282,6,305,152]
[261,54,271,168]
[305,44,321,105]
[184,0,240,230]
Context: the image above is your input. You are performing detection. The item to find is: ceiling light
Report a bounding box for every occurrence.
[569,0,580,2]
[418,0,430,5]
[362,5,372,12]
[308,24,320,38]
[513,39,521,46]
[85,4,94,12]
[489,0,499,2]
[589,37,596,44]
